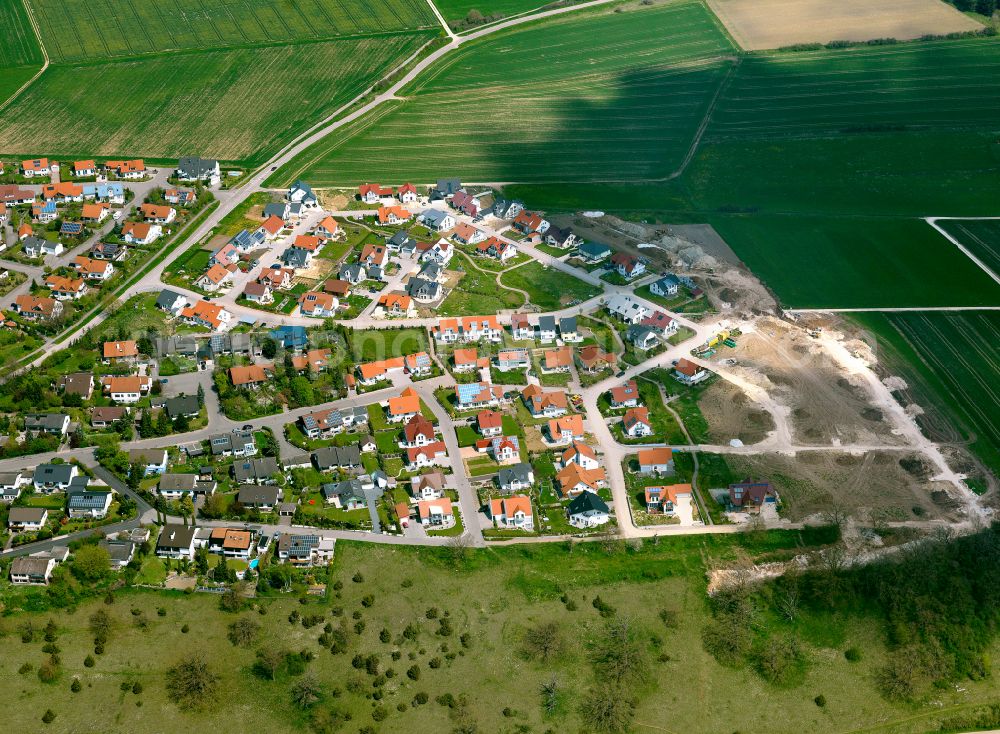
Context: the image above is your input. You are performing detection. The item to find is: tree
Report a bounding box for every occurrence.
[179,495,195,522]
[155,409,172,436]
[165,656,219,708]
[579,686,636,734]
[72,545,111,581]
[127,462,144,490]
[290,673,323,709]
[521,621,564,662]
[138,410,154,438]
[220,587,242,612]
[196,382,205,406]
[201,493,228,520]
[88,610,113,641]
[255,646,285,680]
[173,412,190,432]
[261,338,278,359]
[228,617,261,647]
[590,618,648,689]
[195,546,210,576]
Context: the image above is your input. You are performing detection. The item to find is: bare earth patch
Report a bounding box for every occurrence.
[698,380,775,445]
[705,0,981,50]
[724,451,956,521]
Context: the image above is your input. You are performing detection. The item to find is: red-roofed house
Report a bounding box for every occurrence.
[487,496,533,531]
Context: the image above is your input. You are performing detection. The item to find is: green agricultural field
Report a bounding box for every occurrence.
[0,33,431,165]
[934,219,1000,280]
[433,0,548,24]
[0,0,43,68]
[710,215,1000,309]
[853,311,1000,477]
[273,0,736,185]
[26,0,436,63]
[705,39,1000,142]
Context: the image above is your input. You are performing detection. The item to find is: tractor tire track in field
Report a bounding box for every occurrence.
[926,216,1000,287]
[0,0,49,114]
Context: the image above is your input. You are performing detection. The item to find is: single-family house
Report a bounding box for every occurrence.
[287,180,318,207]
[495,348,530,371]
[180,300,232,330]
[129,448,169,475]
[522,384,568,418]
[626,324,660,351]
[650,274,681,298]
[728,481,778,512]
[674,358,709,385]
[8,507,48,531]
[487,495,533,531]
[176,157,220,185]
[556,463,607,497]
[611,252,646,279]
[32,463,78,491]
[638,447,674,475]
[455,381,504,410]
[610,380,641,408]
[419,209,456,232]
[45,275,88,301]
[606,294,651,324]
[548,414,585,444]
[237,484,282,512]
[576,241,611,263]
[622,407,653,437]
[24,413,70,437]
[10,556,56,584]
[101,375,152,404]
[645,484,691,515]
[576,344,617,373]
[567,492,611,527]
[121,221,162,245]
[477,409,504,437]
[67,487,114,519]
[410,472,446,500]
[417,498,454,528]
[156,523,198,559]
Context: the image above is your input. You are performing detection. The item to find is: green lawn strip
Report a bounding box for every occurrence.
[498,260,600,310]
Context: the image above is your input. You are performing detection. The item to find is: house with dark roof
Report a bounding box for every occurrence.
[236,484,282,511]
[497,463,534,493]
[567,492,610,528]
[232,457,281,484]
[67,487,114,519]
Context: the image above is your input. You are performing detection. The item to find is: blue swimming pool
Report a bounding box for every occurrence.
[249,558,259,570]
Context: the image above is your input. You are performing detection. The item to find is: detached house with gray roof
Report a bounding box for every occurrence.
[176,156,220,185]
[67,487,114,519]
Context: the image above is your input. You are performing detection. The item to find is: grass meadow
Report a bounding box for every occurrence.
[853,311,1000,477]
[272,0,737,185]
[0,33,431,165]
[7,535,1000,733]
[26,0,436,62]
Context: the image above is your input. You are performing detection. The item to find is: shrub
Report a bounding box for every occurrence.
[38,657,60,683]
[71,678,82,692]
[361,594,375,608]
[133,682,143,695]
[18,662,32,674]
[228,617,261,647]
[815,694,827,707]
[845,647,862,662]
[181,624,190,634]
[371,706,388,722]
[429,657,442,669]
[379,628,391,644]
[41,710,56,724]
[84,655,95,668]
[413,692,429,706]
[407,665,421,681]
[352,572,364,583]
